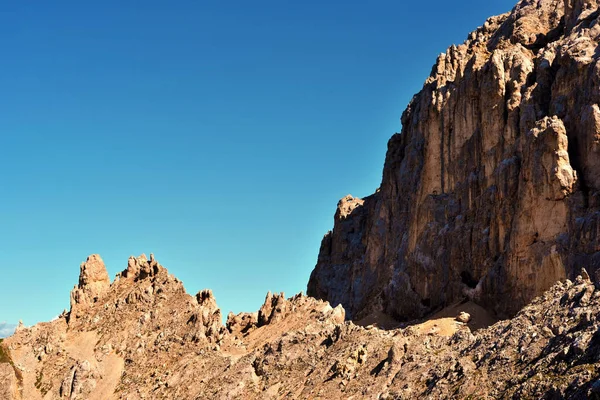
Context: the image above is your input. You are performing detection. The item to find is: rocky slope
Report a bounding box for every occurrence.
[4,1,600,399]
[308,0,600,322]
[2,255,600,399]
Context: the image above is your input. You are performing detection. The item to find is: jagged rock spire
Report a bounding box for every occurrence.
[70,254,110,315]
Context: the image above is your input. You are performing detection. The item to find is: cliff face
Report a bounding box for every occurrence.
[308,0,600,321]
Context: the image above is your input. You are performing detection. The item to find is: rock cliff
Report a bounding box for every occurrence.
[308,0,600,322]
[5,1,600,398]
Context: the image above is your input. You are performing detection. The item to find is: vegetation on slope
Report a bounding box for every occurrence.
[0,339,10,364]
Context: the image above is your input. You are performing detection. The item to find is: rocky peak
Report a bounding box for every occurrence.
[4,257,600,398]
[120,253,163,281]
[5,0,600,398]
[309,0,600,323]
[258,292,288,326]
[335,195,364,219]
[189,289,223,342]
[226,311,258,335]
[69,254,110,313]
[196,289,217,308]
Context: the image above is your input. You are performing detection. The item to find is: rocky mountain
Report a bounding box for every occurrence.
[4,0,600,398]
[308,0,600,322]
[2,254,600,399]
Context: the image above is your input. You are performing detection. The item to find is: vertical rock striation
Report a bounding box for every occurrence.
[308,0,600,321]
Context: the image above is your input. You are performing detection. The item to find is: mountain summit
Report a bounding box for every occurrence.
[309,0,600,322]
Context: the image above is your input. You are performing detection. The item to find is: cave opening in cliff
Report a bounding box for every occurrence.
[460,271,479,289]
[567,134,590,204]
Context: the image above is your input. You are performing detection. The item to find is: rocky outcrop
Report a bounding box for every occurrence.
[6,1,600,398]
[189,289,225,343]
[226,311,258,335]
[59,360,100,400]
[308,0,600,321]
[120,253,162,281]
[70,255,110,306]
[69,255,111,319]
[3,255,600,398]
[227,292,346,337]
[0,254,352,399]
[258,292,288,326]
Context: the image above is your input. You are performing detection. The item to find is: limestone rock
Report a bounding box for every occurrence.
[0,362,18,400]
[69,255,110,316]
[188,289,226,343]
[308,0,600,322]
[456,312,471,324]
[60,360,99,399]
[226,311,258,335]
[3,254,600,398]
[5,0,600,399]
[329,304,346,324]
[258,292,288,326]
[122,253,162,281]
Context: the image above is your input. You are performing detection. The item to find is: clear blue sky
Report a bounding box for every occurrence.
[0,0,516,331]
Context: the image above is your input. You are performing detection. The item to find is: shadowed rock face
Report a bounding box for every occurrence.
[309,0,600,321]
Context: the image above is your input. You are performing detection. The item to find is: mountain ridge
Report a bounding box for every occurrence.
[4,0,600,398]
[2,254,600,398]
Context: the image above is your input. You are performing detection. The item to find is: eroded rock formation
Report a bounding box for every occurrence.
[4,1,600,398]
[3,255,600,398]
[69,254,111,316]
[0,255,352,399]
[308,0,600,321]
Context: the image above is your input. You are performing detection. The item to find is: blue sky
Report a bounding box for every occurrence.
[0,0,516,331]
[0,322,16,339]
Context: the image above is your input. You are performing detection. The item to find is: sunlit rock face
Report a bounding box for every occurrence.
[309,0,600,321]
[5,256,600,398]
